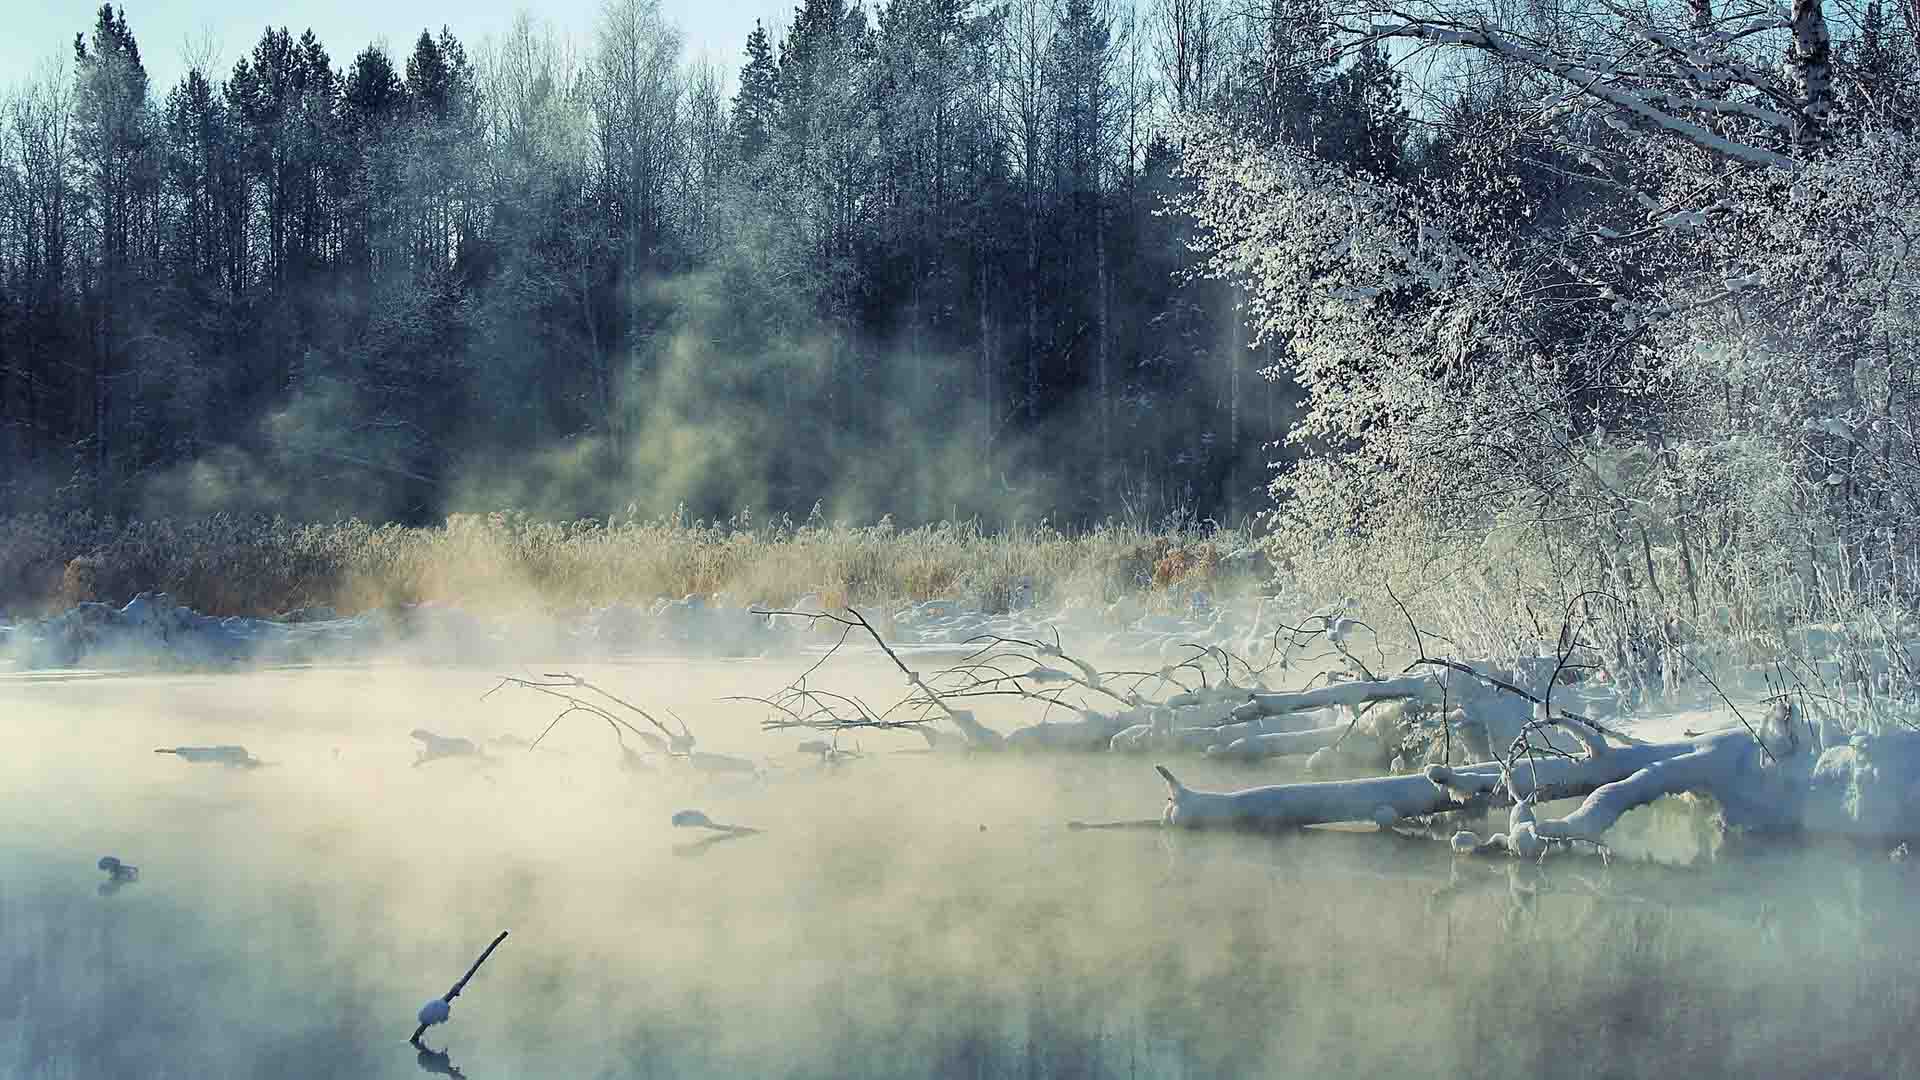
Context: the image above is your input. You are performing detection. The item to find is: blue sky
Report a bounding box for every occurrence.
[4,0,793,94]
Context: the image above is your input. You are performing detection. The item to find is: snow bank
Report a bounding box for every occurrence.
[3,590,1283,671]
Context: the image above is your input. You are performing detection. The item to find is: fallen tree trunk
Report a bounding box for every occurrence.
[1227,675,1443,724]
[1158,725,1804,837]
[1157,707,1920,845]
[1208,724,1351,760]
[1006,709,1144,751]
[1110,715,1275,754]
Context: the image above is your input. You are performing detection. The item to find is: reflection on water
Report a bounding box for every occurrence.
[4,663,1920,1078]
[413,1043,465,1077]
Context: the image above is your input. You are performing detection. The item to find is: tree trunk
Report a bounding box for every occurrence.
[1026,180,1039,424]
[1157,731,1768,832]
[1096,184,1110,501]
[1154,702,1920,847]
[1787,0,1832,145]
[981,260,996,490]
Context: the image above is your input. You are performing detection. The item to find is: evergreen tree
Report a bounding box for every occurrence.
[73,3,153,494]
[1321,41,1408,178]
[731,21,780,164]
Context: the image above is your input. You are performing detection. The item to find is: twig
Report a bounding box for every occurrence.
[1401,656,1642,746]
[488,674,682,750]
[409,930,509,1045]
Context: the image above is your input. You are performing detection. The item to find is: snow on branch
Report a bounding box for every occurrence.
[1358,3,1826,169]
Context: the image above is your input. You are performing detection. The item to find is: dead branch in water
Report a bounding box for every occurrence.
[484,673,691,756]
[747,607,1003,743]
[410,930,509,1046]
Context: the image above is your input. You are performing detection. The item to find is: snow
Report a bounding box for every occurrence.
[2,589,1288,672]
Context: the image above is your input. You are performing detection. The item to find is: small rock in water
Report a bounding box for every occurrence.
[96,854,140,896]
[671,809,716,829]
[97,855,139,881]
[1450,831,1480,855]
[154,744,261,768]
[1892,842,1910,864]
[411,729,481,763]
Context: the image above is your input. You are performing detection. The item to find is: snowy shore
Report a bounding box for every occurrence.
[0,588,1290,671]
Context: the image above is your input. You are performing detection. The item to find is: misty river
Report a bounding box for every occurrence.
[4,661,1917,1078]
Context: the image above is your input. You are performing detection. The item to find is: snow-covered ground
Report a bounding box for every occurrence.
[1,589,1287,671]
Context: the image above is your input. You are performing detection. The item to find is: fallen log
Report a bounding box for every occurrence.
[945,708,1006,750]
[1156,704,1920,845]
[1209,724,1351,760]
[1227,674,1443,724]
[1006,709,1144,751]
[1157,729,1786,835]
[1110,715,1272,754]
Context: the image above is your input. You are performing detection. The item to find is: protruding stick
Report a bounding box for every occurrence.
[410,930,509,1045]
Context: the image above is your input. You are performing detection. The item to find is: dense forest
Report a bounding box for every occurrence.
[3,0,1917,553]
[0,0,1414,526]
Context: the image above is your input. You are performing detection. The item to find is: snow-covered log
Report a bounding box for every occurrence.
[1227,675,1442,724]
[1209,724,1351,760]
[1157,734,1745,832]
[1108,709,1291,753]
[1005,709,1144,751]
[944,708,1006,750]
[1159,704,1920,844]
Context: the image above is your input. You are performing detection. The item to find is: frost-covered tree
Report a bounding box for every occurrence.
[1176,0,1920,658]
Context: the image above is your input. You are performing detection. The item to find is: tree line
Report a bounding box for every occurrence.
[0,0,1419,526]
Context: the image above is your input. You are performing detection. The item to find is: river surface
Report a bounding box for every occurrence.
[3,660,1917,1078]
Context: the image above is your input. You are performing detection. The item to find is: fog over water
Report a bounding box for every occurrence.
[5,660,1919,1078]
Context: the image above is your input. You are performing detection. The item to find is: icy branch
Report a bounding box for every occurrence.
[1367,19,1802,169]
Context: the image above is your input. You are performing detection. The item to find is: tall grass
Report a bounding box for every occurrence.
[1277,509,1920,724]
[0,509,1262,618]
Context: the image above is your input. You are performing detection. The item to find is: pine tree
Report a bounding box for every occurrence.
[1322,41,1408,179]
[161,66,229,283]
[73,3,153,496]
[732,21,780,164]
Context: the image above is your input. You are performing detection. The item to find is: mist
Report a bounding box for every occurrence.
[0,0,1302,530]
[10,659,1920,1078]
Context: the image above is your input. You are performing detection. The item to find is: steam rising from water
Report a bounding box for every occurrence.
[5,661,1919,1077]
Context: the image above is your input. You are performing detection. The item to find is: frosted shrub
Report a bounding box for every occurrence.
[1175,85,1920,670]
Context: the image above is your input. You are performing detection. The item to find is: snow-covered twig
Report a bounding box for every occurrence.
[410,930,509,1046]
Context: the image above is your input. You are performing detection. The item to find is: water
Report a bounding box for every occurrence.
[3,662,1917,1078]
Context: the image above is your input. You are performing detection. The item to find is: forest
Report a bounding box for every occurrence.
[2,0,1916,628]
[0,0,1418,527]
